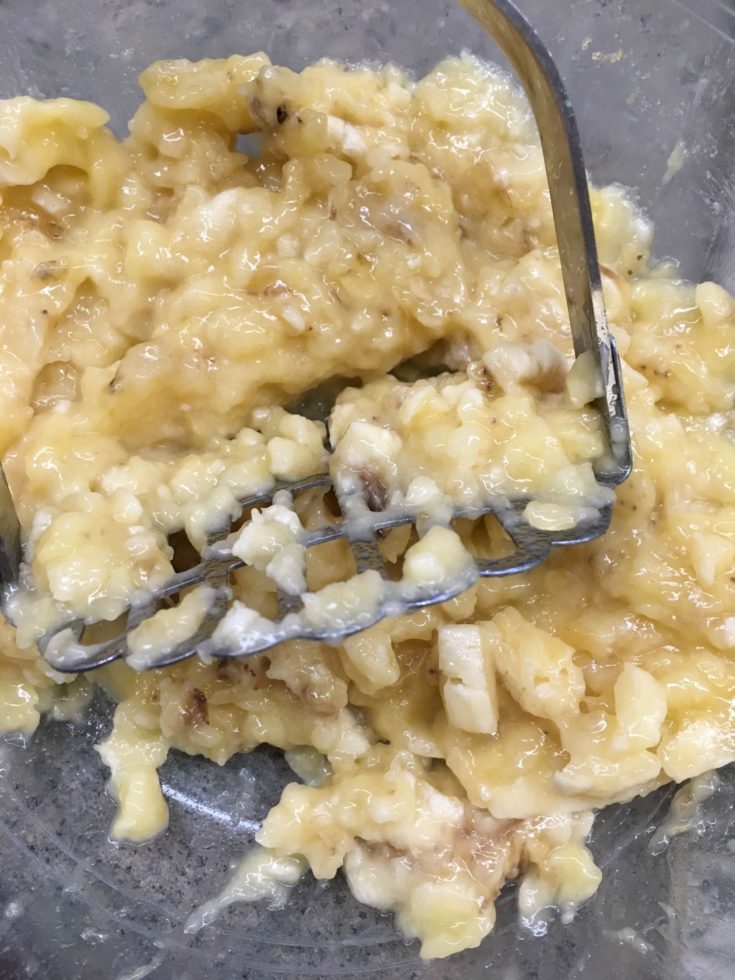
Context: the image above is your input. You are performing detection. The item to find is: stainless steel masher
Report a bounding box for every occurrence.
[0,0,632,672]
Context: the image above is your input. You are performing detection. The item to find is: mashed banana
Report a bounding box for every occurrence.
[0,53,733,959]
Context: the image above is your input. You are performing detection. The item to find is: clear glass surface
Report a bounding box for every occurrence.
[0,1,733,977]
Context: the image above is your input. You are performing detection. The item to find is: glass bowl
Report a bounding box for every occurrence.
[0,1,733,977]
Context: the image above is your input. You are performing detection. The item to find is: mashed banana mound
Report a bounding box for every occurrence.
[0,53,733,959]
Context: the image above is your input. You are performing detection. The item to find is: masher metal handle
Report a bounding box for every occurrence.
[464,0,631,482]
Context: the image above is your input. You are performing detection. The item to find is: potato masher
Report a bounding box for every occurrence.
[0,0,632,672]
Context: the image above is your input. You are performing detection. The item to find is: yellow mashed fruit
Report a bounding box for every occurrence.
[0,52,733,959]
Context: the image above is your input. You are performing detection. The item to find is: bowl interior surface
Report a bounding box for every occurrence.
[0,2,733,978]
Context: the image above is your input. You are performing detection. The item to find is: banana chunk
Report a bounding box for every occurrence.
[437,624,498,735]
